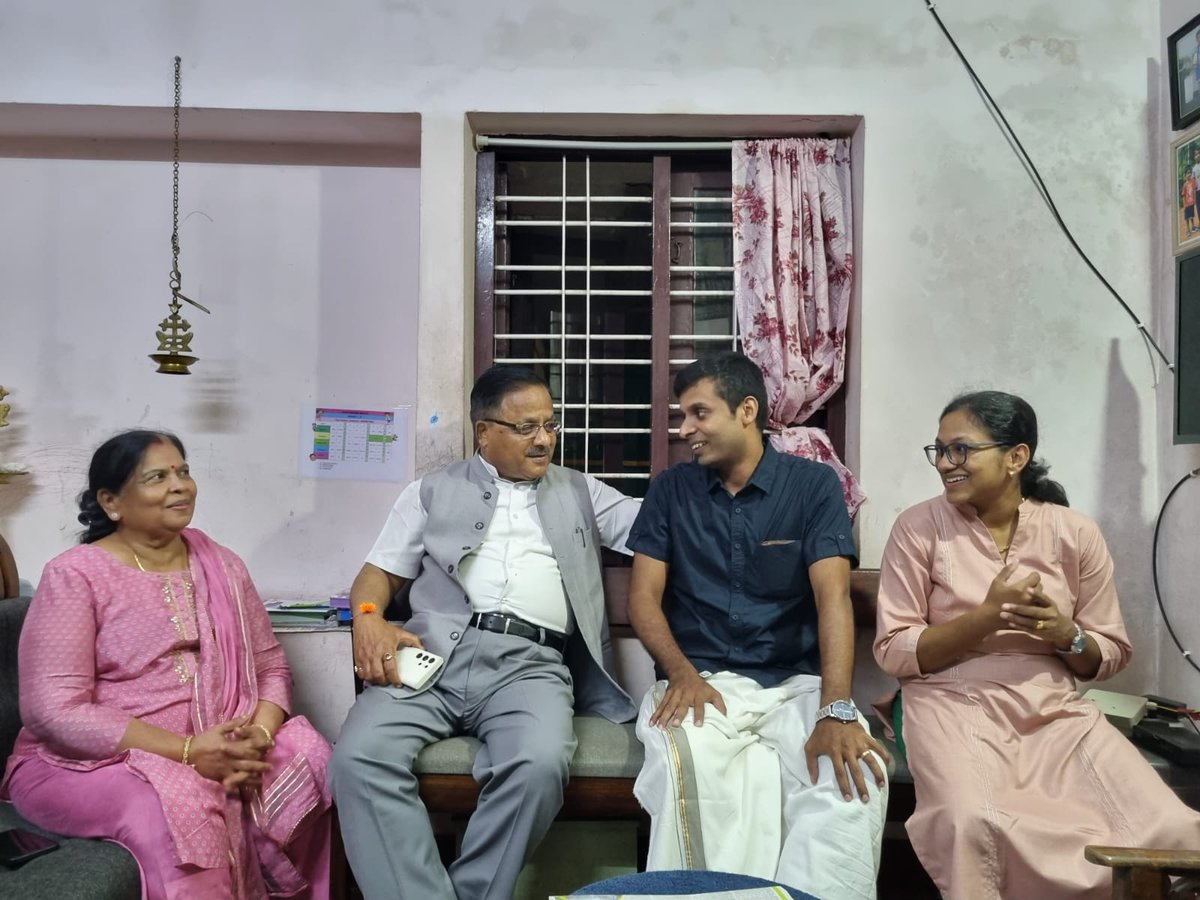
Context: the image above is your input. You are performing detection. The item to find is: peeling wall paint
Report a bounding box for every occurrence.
[0,0,1171,693]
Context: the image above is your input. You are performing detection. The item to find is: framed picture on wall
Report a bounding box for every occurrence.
[1170,122,1200,254]
[1175,245,1200,443]
[1169,12,1200,130]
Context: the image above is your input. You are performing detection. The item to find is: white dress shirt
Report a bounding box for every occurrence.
[365,455,640,633]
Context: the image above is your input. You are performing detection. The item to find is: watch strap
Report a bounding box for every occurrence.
[815,699,858,722]
[1055,623,1086,655]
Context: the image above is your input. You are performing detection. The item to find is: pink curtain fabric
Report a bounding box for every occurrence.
[732,138,866,516]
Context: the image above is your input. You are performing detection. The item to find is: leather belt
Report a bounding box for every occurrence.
[468,612,567,653]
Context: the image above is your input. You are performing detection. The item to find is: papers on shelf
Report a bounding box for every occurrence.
[264,599,337,626]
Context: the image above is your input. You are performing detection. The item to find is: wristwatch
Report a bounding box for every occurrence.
[815,699,858,724]
[1057,623,1087,655]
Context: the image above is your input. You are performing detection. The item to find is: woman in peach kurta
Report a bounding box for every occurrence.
[0,430,332,899]
[874,391,1200,900]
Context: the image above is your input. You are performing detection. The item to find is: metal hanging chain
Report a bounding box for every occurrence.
[171,55,181,299]
[168,56,210,315]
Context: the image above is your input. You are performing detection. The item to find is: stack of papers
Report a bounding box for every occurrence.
[264,599,337,626]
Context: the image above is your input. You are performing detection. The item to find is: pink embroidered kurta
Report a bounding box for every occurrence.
[1,532,332,899]
[873,496,1200,899]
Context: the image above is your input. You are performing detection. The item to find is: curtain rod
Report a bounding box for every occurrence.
[475,136,734,152]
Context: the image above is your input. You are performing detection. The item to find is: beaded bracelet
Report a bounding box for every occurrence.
[182,735,193,767]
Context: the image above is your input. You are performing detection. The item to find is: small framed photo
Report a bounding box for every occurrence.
[1168,13,1200,131]
[1170,123,1200,254]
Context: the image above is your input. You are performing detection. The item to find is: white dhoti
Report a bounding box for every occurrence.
[634,671,887,900]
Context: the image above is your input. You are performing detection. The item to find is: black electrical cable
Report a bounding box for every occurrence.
[1151,467,1200,676]
[923,0,1175,372]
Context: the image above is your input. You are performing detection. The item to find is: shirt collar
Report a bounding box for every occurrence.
[476,452,539,488]
[704,440,778,495]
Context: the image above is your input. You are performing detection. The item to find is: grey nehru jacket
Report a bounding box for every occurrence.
[400,455,636,724]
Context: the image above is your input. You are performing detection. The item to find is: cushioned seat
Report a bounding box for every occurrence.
[0,805,141,899]
[415,717,643,780]
[0,596,141,898]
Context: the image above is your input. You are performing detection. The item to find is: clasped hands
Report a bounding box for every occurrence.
[188,716,275,795]
[988,564,1074,649]
[649,669,889,804]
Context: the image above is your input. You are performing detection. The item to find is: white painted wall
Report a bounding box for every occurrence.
[0,159,420,599]
[0,0,1173,693]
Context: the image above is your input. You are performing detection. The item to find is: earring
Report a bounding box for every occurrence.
[109,512,120,521]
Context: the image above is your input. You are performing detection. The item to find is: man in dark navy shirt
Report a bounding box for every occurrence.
[627,351,888,899]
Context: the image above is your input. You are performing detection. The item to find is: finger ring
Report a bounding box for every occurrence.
[383,653,394,661]
[859,750,871,759]
[353,665,361,672]
[1036,620,1045,631]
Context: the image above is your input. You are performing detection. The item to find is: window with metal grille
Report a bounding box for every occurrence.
[474,145,843,496]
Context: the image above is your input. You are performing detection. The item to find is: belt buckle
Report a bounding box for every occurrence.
[534,626,546,645]
[502,616,512,636]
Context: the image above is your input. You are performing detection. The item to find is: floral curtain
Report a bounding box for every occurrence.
[732,138,866,517]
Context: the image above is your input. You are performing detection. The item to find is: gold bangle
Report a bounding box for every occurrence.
[182,735,193,767]
[250,723,273,744]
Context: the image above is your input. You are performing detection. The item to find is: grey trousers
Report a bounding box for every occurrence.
[330,627,577,900]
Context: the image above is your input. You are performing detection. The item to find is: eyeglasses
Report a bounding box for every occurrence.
[485,418,562,438]
[923,441,1007,467]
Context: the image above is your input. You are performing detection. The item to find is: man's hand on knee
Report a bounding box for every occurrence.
[804,719,889,803]
[651,670,727,729]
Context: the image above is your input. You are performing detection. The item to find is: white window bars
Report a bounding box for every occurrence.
[486,151,737,489]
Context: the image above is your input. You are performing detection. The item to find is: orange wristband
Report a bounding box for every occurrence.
[357,602,377,615]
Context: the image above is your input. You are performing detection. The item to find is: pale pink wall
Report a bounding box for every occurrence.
[0,157,420,599]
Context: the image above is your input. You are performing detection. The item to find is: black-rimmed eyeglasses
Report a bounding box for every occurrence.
[485,418,562,438]
[923,442,1007,467]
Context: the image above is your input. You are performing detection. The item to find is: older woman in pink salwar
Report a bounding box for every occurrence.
[0,430,333,899]
[874,392,1200,900]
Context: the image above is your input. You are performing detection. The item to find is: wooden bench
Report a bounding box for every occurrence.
[1084,846,1200,900]
[411,567,888,826]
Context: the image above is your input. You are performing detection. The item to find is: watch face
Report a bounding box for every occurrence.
[830,700,857,721]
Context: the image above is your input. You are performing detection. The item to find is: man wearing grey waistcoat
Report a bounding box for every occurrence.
[330,365,640,900]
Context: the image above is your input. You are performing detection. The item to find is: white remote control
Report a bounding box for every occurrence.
[397,646,445,690]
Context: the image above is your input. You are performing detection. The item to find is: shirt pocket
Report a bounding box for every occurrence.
[751,540,806,597]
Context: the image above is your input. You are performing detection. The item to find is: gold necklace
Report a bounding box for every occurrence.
[121,535,197,685]
[120,537,186,573]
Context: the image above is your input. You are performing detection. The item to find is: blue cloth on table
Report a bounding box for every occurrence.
[571,869,816,898]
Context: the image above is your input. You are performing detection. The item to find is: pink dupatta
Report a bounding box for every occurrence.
[186,528,259,730]
[183,530,331,891]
